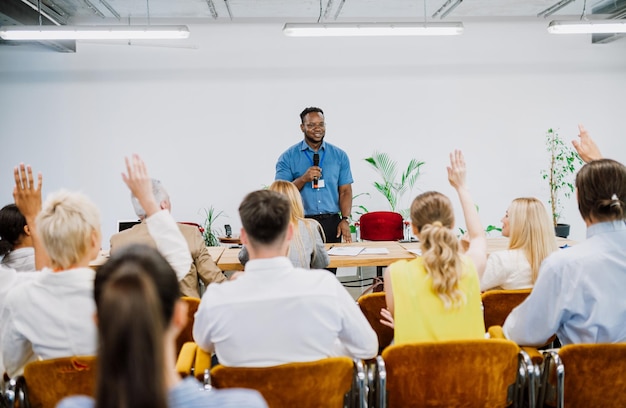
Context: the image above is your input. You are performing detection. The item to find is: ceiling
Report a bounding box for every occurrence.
[1,0,625,51]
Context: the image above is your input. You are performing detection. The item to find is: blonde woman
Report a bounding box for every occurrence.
[382,150,487,344]
[239,181,329,269]
[480,198,558,291]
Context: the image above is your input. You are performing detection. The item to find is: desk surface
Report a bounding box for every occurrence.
[215,237,577,272]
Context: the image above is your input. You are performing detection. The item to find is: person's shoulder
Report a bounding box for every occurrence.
[172,377,267,408]
[55,396,94,408]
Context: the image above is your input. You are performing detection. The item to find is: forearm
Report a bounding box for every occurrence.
[292,176,307,191]
[339,184,352,217]
[25,216,50,270]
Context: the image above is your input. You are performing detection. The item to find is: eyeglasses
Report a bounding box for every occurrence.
[304,122,325,129]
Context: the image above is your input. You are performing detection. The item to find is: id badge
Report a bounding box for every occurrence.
[312,179,326,189]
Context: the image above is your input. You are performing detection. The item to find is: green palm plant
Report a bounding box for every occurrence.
[364,152,425,218]
[201,206,225,247]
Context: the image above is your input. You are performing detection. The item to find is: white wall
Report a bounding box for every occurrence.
[1,20,625,247]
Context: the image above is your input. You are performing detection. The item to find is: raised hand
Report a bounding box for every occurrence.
[572,124,602,163]
[13,163,43,220]
[447,149,467,190]
[122,154,159,217]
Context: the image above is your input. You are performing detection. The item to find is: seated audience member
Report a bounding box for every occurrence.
[0,156,191,378]
[480,197,558,291]
[382,150,487,343]
[193,190,378,367]
[238,180,329,269]
[0,166,46,380]
[0,204,36,272]
[110,178,226,298]
[503,132,626,346]
[56,244,267,408]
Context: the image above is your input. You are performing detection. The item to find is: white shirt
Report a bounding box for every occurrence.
[1,247,35,272]
[503,221,626,346]
[193,257,378,367]
[480,249,533,291]
[0,265,38,377]
[1,267,97,378]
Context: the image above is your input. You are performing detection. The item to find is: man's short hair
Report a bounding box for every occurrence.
[239,190,291,246]
[300,107,324,123]
[131,179,169,219]
[37,190,101,270]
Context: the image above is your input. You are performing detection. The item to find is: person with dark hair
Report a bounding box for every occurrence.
[0,204,36,272]
[193,190,377,367]
[275,107,354,256]
[381,150,487,343]
[503,149,626,345]
[56,244,267,408]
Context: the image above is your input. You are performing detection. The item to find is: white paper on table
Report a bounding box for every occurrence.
[327,246,365,256]
[407,248,422,256]
[361,248,390,255]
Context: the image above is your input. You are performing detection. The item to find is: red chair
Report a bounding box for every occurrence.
[358,211,404,241]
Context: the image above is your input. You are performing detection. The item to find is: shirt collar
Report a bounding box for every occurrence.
[244,256,293,274]
[586,220,626,239]
[299,139,326,152]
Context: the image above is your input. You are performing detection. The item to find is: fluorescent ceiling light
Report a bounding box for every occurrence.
[547,20,626,34]
[0,25,190,40]
[283,22,464,37]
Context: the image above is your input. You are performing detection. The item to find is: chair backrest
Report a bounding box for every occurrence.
[481,289,531,331]
[540,343,626,408]
[210,357,355,408]
[359,212,404,241]
[17,356,97,408]
[175,296,201,355]
[357,292,394,353]
[380,339,519,408]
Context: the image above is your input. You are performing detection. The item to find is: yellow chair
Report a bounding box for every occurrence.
[377,339,521,408]
[481,289,531,331]
[356,292,394,354]
[175,342,212,386]
[175,296,201,356]
[210,357,360,408]
[11,356,97,408]
[539,343,626,408]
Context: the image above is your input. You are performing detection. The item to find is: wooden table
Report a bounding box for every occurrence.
[215,237,578,272]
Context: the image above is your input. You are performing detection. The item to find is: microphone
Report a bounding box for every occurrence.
[313,153,320,189]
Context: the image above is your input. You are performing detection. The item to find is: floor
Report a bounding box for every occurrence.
[337,266,379,301]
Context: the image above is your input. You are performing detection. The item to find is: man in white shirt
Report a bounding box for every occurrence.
[1,156,191,378]
[193,189,378,367]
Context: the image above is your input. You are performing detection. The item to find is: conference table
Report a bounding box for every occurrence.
[212,237,577,272]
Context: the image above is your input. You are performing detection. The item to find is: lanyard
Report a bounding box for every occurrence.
[305,148,326,168]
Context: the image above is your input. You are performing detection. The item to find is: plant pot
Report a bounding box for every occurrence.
[555,223,570,239]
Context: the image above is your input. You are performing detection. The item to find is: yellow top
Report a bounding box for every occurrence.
[389,257,485,344]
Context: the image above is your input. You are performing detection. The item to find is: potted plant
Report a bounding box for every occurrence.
[541,128,584,238]
[364,151,425,219]
[201,206,225,247]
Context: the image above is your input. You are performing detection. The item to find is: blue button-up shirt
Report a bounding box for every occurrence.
[275,140,353,216]
[503,220,626,346]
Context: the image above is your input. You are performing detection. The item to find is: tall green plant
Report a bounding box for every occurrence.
[364,152,425,217]
[540,128,583,226]
[201,206,225,247]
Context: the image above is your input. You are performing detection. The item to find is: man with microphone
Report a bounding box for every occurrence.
[275,107,353,261]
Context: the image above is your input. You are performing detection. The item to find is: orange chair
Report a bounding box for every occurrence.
[175,296,201,355]
[10,356,97,408]
[210,357,363,408]
[357,292,394,354]
[377,339,521,408]
[481,289,531,331]
[539,343,626,408]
